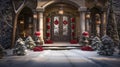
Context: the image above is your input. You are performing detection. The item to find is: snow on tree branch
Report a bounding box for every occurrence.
[12,0,25,13]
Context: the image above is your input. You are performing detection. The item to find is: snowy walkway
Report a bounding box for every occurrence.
[0,49,120,67]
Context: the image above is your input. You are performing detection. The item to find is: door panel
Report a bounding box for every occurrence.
[53,15,70,42]
[53,16,60,41]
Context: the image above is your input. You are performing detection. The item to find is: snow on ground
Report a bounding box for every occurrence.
[0,49,120,67]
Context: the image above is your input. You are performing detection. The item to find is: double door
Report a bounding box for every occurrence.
[52,15,70,42]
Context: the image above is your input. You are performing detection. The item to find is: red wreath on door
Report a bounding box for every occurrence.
[54,19,59,25]
[63,20,68,25]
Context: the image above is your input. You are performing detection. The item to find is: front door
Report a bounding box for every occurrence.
[52,15,70,42]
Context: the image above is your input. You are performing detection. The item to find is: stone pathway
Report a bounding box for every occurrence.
[0,49,120,67]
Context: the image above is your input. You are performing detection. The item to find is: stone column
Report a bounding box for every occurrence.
[33,11,37,34]
[78,7,86,35]
[99,12,107,37]
[102,12,107,35]
[37,9,44,43]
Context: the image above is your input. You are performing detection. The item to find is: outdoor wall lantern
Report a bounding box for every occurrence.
[20,19,24,24]
[33,14,37,19]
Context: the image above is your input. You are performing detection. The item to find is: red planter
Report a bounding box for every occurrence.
[82,32,89,37]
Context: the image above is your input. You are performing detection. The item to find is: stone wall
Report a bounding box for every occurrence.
[0,0,13,48]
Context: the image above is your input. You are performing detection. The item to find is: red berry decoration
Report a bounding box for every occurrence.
[47,18,50,23]
[47,25,50,29]
[71,18,75,22]
[46,33,50,37]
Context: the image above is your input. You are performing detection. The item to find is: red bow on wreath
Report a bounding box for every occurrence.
[54,19,59,25]
[63,20,68,25]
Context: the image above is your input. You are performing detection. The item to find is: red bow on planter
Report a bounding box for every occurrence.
[54,19,59,25]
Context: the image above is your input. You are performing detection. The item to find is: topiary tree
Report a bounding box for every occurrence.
[97,35,115,56]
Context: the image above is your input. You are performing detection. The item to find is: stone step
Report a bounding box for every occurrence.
[42,46,81,50]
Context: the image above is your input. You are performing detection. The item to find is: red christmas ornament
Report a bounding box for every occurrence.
[46,33,50,37]
[72,24,75,29]
[82,32,89,37]
[35,32,40,36]
[47,18,50,23]
[54,19,59,25]
[63,20,68,25]
[47,25,50,29]
[71,18,75,22]
[72,32,75,36]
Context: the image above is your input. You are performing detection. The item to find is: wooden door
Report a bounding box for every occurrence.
[52,15,70,42]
